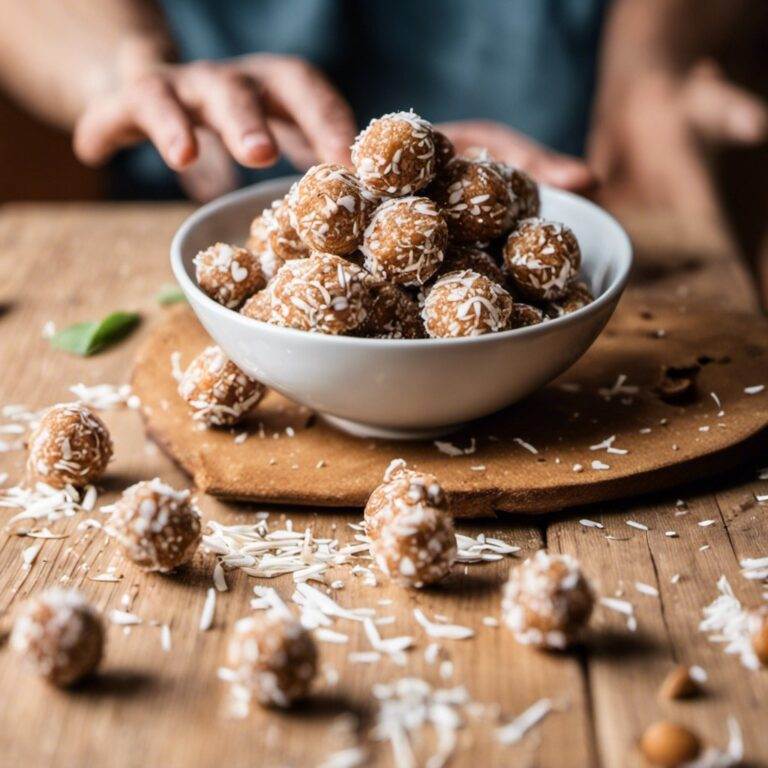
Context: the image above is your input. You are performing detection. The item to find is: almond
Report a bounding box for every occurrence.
[640,721,701,767]
[750,611,768,665]
[658,665,699,700]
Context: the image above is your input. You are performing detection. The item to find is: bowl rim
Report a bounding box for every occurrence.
[171,176,633,349]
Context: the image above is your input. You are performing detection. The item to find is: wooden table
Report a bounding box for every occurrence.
[0,203,766,768]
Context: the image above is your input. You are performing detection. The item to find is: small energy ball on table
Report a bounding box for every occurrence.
[108,478,201,572]
[288,163,372,256]
[352,110,437,197]
[362,197,448,286]
[544,281,594,318]
[502,550,594,649]
[227,611,317,708]
[11,588,103,686]
[431,158,513,243]
[264,195,311,261]
[360,281,424,339]
[422,269,513,338]
[437,245,505,284]
[507,302,544,329]
[432,130,456,171]
[364,458,447,539]
[26,403,112,489]
[240,287,272,323]
[503,218,581,302]
[194,242,266,309]
[269,253,371,335]
[246,214,285,282]
[178,345,265,426]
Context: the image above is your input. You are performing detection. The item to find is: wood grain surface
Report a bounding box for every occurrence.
[0,202,766,768]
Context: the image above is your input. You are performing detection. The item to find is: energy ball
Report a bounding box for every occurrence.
[508,303,544,329]
[437,245,505,284]
[360,280,424,339]
[431,158,513,243]
[26,403,113,489]
[364,458,447,540]
[422,269,513,338]
[372,501,456,588]
[432,130,456,171]
[108,478,201,572]
[265,195,311,262]
[178,345,265,427]
[544,281,594,318]
[503,218,581,302]
[362,197,448,286]
[11,588,104,686]
[502,550,594,649]
[246,214,285,282]
[194,242,266,309]
[506,167,540,220]
[352,110,437,197]
[288,163,372,256]
[227,611,317,708]
[240,287,272,323]
[269,253,371,335]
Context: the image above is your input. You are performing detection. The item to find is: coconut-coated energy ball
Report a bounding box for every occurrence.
[178,346,265,427]
[437,245,505,284]
[502,550,594,649]
[269,253,371,335]
[352,110,437,197]
[431,158,513,243]
[360,281,424,339]
[371,500,456,588]
[364,458,447,540]
[108,478,201,572]
[240,287,272,322]
[544,281,594,318]
[362,197,448,287]
[503,218,581,302]
[432,130,456,172]
[246,214,285,282]
[288,163,372,256]
[265,195,311,262]
[11,588,104,686]
[194,242,266,309]
[506,167,540,220]
[26,403,113,489]
[227,611,317,708]
[422,269,513,338]
[508,303,544,329]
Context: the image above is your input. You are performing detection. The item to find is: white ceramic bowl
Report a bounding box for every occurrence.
[171,177,632,439]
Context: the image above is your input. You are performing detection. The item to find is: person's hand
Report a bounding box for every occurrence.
[436,120,598,193]
[590,60,768,222]
[73,53,357,197]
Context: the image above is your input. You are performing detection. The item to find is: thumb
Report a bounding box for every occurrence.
[684,61,768,144]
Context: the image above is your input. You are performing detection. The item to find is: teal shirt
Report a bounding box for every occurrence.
[114,0,608,198]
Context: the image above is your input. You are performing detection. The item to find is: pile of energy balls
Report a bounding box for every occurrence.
[193,110,594,342]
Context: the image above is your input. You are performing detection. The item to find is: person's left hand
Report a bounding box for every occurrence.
[436,120,599,193]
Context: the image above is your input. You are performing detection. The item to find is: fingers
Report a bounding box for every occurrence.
[74,76,197,169]
[268,118,318,170]
[685,62,768,144]
[177,128,240,203]
[254,56,357,165]
[526,152,599,193]
[179,64,278,167]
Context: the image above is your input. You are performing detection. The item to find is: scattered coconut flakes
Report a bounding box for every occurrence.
[756,493,768,503]
[213,562,228,592]
[315,628,350,644]
[434,438,476,457]
[758,467,768,480]
[589,435,628,455]
[199,587,216,631]
[626,520,649,531]
[348,651,381,664]
[665,531,679,538]
[109,609,142,626]
[698,520,717,527]
[591,460,610,471]
[69,382,135,410]
[740,556,768,580]
[482,616,499,627]
[21,542,42,570]
[671,573,681,584]
[572,463,583,473]
[170,351,183,382]
[233,431,248,445]
[600,596,637,631]
[744,385,765,395]
[598,374,639,401]
[90,573,122,583]
[689,665,708,683]
[635,582,659,597]
[318,747,368,768]
[513,437,538,455]
[700,544,711,552]
[439,660,454,680]
[579,519,604,529]
[351,564,378,587]
[454,532,519,563]
[687,716,743,768]
[160,623,172,652]
[470,465,486,472]
[496,698,553,745]
[21,528,68,540]
[413,608,474,640]
[1,482,99,526]
[41,320,56,339]
[558,382,581,393]
[699,575,760,670]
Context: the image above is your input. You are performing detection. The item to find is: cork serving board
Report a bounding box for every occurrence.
[133,301,768,516]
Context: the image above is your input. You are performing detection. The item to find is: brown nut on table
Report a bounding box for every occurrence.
[639,721,701,767]
[658,665,700,700]
[749,607,768,665]
[655,363,701,405]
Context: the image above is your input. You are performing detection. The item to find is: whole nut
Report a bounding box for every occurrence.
[640,721,701,767]
[658,665,699,700]
[750,610,768,665]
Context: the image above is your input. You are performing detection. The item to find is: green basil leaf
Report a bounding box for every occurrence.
[51,312,140,356]
[156,283,186,306]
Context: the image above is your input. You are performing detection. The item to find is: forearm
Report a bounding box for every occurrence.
[0,0,174,129]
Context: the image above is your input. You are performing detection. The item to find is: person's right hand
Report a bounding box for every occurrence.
[73,53,357,197]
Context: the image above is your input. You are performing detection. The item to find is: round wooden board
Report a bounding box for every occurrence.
[132,301,768,517]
